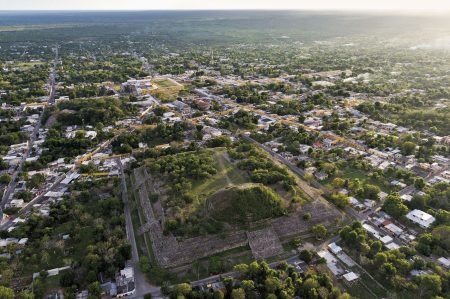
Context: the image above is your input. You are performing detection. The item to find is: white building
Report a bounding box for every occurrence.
[116,266,135,298]
[328,242,342,254]
[437,257,450,269]
[343,272,359,283]
[406,209,436,228]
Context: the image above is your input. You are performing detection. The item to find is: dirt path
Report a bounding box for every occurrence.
[215,152,232,186]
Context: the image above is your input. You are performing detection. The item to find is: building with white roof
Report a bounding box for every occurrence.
[380,235,393,244]
[343,272,359,283]
[328,242,342,254]
[406,209,436,228]
[385,242,400,250]
[438,257,450,269]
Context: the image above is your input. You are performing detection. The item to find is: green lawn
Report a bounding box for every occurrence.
[154,78,181,88]
[13,61,45,68]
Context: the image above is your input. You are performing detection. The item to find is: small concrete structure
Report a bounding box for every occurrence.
[343,272,359,284]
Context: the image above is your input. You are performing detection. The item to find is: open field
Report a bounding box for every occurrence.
[147,77,184,101]
[11,61,46,69]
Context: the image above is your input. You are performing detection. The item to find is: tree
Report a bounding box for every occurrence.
[363,184,380,200]
[415,274,442,297]
[233,264,249,276]
[19,290,34,299]
[28,173,46,189]
[374,252,388,267]
[332,178,345,189]
[88,282,101,297]
[231,288,246,299]
[299,250,313,263]
[265,277,281,293]
[0,286,14,299]
[0,158,8,171]
[144,294,152,299]
[39,270,48,279]
[401,141,416,155]
[304,173,314,184]
[0,174,11,184]
[369,240,382,257]
[303,212,311,220]
[300,277,320,298]
[416,233,433,256]
[380,262,397,277]
[206,136,232,148]
[414,178,425,190]
[330,193,350,208]
[213,290,224,299]
[175,283,192,296]
[382,193,408,218]
[241,280,255,292]
[312,224,327,240]
[412,257,426,270]
[60,270,75,287]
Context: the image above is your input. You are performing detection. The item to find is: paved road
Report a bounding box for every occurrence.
[1,49,58,211]
[117,159,139,263]
[0,172,68,230]
[117,159,161,299]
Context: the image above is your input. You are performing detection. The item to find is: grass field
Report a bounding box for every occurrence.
[154,78,181,88]
[189,150,248,198]
[149,78,184,101]
[13,61,45,68]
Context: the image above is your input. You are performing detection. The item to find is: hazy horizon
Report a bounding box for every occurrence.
[2,0,450,12]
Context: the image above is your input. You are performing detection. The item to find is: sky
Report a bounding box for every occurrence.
[1,0,450,11]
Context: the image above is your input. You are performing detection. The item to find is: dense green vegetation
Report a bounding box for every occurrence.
[60,55,145,85]
[169,260,353,299]
[0,62,49,105]
[230,142,296,190]
[1,10,450,299]
[56,97,136,127]
[358,101,450,136]
[340,221,450,299]
[219,109,259,130]
[2,178,130,298]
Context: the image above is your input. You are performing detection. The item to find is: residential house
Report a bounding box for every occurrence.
[406,209,436,228]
